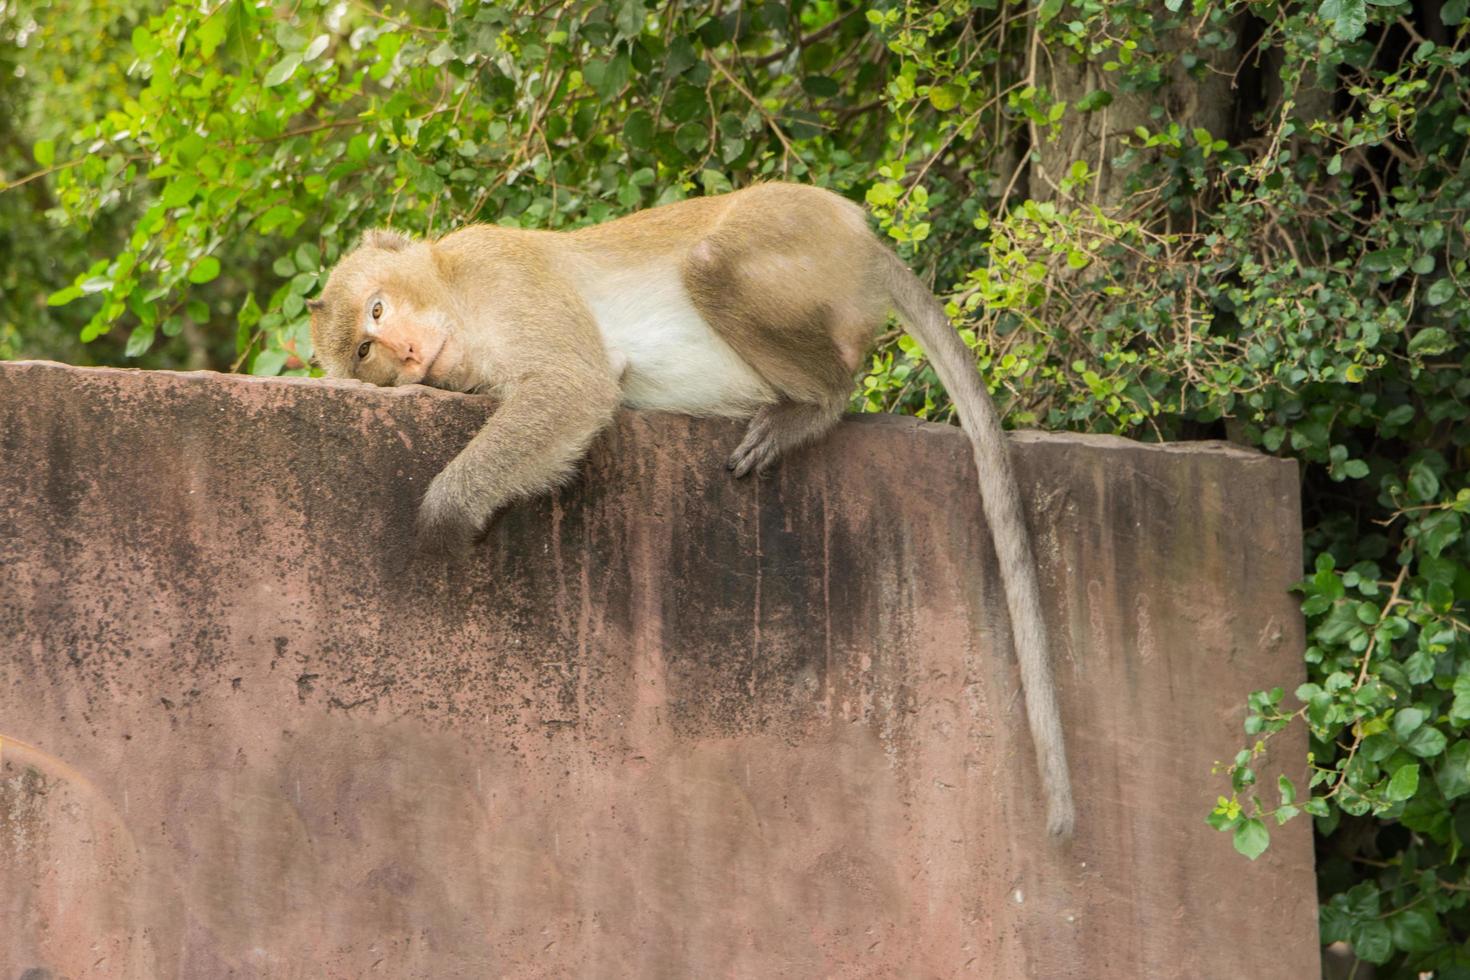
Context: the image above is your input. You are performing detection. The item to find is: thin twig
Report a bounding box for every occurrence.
[707,56,797,172]
[1,159,84,192]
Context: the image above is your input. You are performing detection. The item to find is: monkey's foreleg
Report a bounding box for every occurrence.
[417,372,619,556]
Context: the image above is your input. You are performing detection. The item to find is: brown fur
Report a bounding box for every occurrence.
[309,182,1075,837]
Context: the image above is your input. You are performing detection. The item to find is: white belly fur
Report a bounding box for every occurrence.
[575,261,775,416]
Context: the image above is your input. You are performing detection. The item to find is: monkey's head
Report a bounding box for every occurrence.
[309,229,461,388]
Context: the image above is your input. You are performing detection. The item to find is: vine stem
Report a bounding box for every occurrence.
[2,159,84,192]
[1318,563,1412,803]
[1355,563,1409,692]
[706,56,796,172]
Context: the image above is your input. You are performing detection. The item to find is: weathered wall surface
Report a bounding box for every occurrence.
[0,360,1316,979]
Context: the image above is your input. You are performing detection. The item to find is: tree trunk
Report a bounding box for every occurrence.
[1032,11,1240,207]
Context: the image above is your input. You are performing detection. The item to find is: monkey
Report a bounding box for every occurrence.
[308,182,1074,838]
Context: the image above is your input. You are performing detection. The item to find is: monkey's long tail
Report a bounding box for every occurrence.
[882,249,1075,839]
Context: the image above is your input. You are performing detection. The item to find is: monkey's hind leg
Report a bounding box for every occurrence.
[727,396,845,478]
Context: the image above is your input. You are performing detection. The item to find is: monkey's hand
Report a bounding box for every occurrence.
[410,362,620,562]
[414,465,487,560]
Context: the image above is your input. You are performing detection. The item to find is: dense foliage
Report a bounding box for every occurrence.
[4,0,1470,972]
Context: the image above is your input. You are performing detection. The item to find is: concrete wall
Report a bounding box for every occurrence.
[0,361,1317,978]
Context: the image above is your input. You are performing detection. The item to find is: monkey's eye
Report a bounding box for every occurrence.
[371,300,384,320]
[357,340,372,359]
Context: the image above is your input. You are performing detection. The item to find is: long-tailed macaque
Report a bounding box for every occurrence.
[309,182,1074,837]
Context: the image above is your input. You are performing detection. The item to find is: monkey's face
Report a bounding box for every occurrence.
[309,236,462,389]
[336,289,450,387]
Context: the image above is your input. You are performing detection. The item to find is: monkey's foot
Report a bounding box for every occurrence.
[727,401,843,479]
[727,415,781,478]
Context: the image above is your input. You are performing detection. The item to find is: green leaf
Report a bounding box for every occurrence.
[1321,899,1354,943]
[1362,247,1409,273]
[32,139,55,167]
[252,348,289,376]
[665,37,697,76]
[928,84,962,111]
[1425,278,1457,306]
[1418,512,1462,557]
[1390,908,1437,952]
[198,8,228,59]
[1422,556,1457,586]
[1318,0,1368,40]
[586,52,630,101]
[347,134,371,164]
[1407,461,1440,501]
[161,175,201,208]
[1438,741,1470,800]
[699,169,732,195]
[264,54,301,88]
[303,34,331,63]
[623,110,654,151]
[1353,919,1393,964]
[803,75,840,99]
[124,322,155,357]
[1404,727,1447,758]
[258,205,298,234]
[1393,707,1426,740]
[1387,763,1420,801]
[1399,655,1434,687]
[237,292,262,331]
[614,0,644,37]
[131,25,160,59]
[1233,818,1269,859]
[1451,674,1470,725]
[173,133,207,168]
[47,285,82,307]
[1380,404,1415,429]
[674,122,707,156]
[188,256,222,284]
[1408,327,1453,357]
[666,84,707,124]
[294,242,320,272]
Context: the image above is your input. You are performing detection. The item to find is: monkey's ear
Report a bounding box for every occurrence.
[305,298,325,313]
[360,228,412,252]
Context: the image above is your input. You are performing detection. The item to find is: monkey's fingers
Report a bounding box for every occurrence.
[727,421,779,478]
[413,492,480,561]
